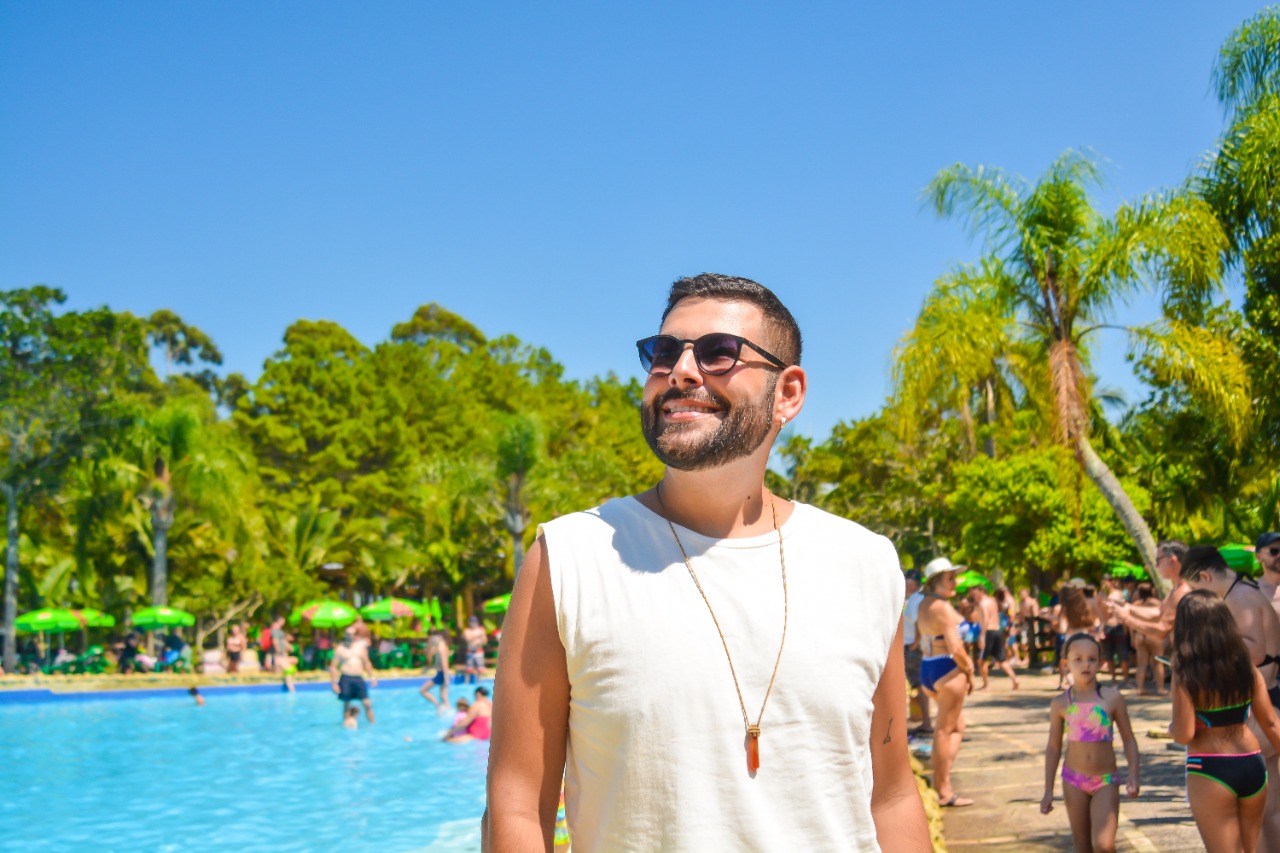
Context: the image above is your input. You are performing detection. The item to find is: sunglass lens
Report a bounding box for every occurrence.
[1270,547,1280,557]
[640,336,682,374]
[694,334,741,374]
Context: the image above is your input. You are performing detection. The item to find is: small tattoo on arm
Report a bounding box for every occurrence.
[884,717,893,744]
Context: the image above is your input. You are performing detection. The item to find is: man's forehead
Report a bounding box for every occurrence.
[659,297,766,337]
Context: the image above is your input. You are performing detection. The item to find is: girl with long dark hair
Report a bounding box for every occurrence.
[1171,590,1280,852]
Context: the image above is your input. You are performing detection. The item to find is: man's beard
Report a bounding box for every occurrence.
[640,380,776,471]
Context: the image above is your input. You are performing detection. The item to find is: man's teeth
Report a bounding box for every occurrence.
[668,405,717,413]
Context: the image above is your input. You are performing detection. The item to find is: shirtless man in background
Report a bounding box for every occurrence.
[1108,541,1190,694]
[462,615,488,681]
[1256,532,1280,618]
[420,628,452,714]
[331,627,376,724]
[972,584,1019,690]
[1099,575,1131,685]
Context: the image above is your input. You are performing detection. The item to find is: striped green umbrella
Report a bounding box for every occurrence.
[289,599,357,629]
[359,597,427,621]
[15,608,85,634]
[132,606,195,630]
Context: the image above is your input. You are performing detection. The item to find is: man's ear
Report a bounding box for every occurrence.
[774,365,806,426]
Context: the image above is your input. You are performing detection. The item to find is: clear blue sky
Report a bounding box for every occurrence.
[0,2,1261,440]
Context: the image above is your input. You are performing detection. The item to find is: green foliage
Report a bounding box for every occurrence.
[947,448,1145,589]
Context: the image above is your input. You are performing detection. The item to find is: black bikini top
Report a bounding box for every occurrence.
[1195,701,1251,729]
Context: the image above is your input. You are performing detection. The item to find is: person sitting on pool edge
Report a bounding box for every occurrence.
[331,626,377,724]
[445,687,491,742]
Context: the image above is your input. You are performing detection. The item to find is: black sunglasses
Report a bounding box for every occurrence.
[1269,546,1280,557]
[636,333,787,376]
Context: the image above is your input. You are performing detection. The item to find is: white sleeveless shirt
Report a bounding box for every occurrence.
[541,497,904,852]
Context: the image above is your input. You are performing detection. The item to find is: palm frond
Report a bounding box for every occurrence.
[1128,320,1254,449]
[924,163,1026,252]
[1213,7,1280,115]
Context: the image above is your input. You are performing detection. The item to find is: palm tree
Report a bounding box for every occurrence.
[891,260,1029,460]
[125,401,237,607]
[907,150,1247,588]
[497,415,541,578]
[1202,7,1280,441]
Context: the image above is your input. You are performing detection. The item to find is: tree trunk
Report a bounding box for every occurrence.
[1072,434,1164,595]
[2,482,18,674]
[504,472,528,578]
[151,495,174,608]
[958,396,977,460]
[982,378,997,460]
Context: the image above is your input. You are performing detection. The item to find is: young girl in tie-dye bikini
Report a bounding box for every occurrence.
[1041,633,1141,853]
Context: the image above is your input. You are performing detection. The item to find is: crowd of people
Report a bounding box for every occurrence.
[904,532,1280,852]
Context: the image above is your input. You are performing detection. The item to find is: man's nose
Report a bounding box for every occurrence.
[667,343,703,386]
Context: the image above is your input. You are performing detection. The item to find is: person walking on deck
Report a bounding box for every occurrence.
[918,557,977,809]
[972,582,1019,690]
[1182,545,1280,852]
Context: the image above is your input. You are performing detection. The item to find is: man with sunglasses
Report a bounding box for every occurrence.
[1256,532,1280,615]
[484,274,928,851]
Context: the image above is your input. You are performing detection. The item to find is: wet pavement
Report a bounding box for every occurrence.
[920,668,1204,852]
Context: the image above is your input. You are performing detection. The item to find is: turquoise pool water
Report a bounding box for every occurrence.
[0,681,491,851]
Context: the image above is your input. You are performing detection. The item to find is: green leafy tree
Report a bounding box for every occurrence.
[0,288,150,670]
[919,151,1240,588]
[948,447,1147,589]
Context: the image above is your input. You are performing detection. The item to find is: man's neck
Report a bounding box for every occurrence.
[645,459,789,539]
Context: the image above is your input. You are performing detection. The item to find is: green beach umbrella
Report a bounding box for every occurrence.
[131,606,196,630]
[1107,562,1146,581]
[360,597,426,621]
[289,599,357,629]
[15,607,85,634]
[1220,544,1261,576]
[483,593,512,614]
[954,570,993,596]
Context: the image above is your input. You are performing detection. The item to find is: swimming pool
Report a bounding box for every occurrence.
[0,681,491,851]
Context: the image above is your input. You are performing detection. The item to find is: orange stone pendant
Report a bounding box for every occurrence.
[746,726,761,773]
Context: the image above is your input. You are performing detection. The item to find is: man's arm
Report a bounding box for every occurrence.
[482,536,570,853]
[869,617,931,852]
[1120,589,1179,643]
[363,647,377,686]
[329,649,341,693]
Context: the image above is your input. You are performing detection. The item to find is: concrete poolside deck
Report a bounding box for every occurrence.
[931,668,1203,852]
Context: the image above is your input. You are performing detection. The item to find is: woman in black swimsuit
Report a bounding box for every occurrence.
[1182,545,1280,849]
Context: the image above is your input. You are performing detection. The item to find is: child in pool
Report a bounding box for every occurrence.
[1170,590,1280,853]
[453,697,471,729]
[343,705,359,729]
[1041,632,1140,853]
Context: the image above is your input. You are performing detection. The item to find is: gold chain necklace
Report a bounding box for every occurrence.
[655,481,788,774]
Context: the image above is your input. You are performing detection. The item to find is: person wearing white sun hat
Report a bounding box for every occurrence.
[917,556,976,808]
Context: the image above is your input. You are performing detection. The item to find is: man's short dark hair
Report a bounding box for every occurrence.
[1157,540,1188,562]
[662,273,803,366]
[1180,545,1229,582]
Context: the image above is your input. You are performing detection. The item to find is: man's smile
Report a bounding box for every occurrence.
[662,401,724,421]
